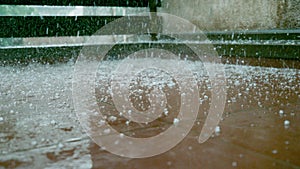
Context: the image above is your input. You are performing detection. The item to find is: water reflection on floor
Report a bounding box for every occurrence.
[0,59,299,169]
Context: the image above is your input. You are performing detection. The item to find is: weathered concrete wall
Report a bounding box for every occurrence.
[160,0,299,31]
[277,0,300,28]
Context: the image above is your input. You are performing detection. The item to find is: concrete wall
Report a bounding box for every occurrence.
[160,0,299,31]
[277,0,300,28]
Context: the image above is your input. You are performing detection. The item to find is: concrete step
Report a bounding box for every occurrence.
[1,30,299,65]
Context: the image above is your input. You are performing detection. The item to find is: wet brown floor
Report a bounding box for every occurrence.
[0,58,299,169]
[90,60,300,169]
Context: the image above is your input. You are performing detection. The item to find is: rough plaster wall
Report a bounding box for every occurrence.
[161,0,279,30]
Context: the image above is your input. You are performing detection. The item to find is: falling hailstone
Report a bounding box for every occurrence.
[284,120,290,128]
[164,108,169,116]
[279,110,284,116]
[50,120,56,125]
[272,149,278,154]
[31,141,37,146]
[103,128,111,134]
[215,126,221,133]
[173,118,180,125]
[57,143,64,149]
[232,161,237,167]
[119,133,124,138]
[108,116,117,122]
[98,120,106,126]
